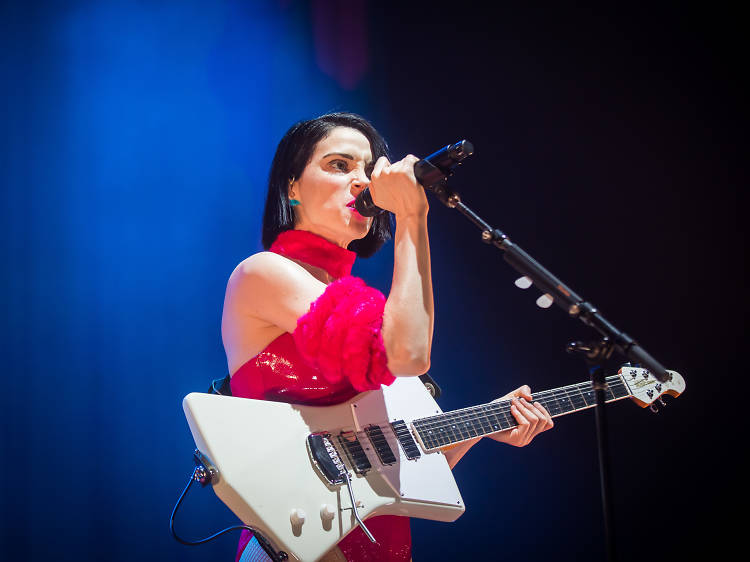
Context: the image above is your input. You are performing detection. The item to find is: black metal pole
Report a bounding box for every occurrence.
[591,363,617,562]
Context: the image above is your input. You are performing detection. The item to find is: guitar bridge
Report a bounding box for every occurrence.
[306,433,377,544]
[306,433,346,485]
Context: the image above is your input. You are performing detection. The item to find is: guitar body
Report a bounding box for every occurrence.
[183,377,464,562]
[183,366,685,561]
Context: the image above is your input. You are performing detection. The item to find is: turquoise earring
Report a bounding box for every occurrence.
[289,177,300,206]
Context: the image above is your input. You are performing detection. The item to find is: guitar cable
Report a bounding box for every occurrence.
[170,463,288,561]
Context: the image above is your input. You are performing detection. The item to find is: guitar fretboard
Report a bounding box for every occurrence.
[412,375,630,450]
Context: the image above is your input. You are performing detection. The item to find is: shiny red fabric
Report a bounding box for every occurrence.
[230,230,410,561]
[230,333,411,561]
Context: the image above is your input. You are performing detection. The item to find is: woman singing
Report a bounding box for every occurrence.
[221,112,554,561]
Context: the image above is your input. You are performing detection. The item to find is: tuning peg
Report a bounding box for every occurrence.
[514,276,532,289]
[649,404,659,413]
[536,294,554,308]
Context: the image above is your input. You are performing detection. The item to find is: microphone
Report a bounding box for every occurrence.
[354,140,474,217]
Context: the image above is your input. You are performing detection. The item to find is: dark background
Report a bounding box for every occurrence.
[1,1,744,561]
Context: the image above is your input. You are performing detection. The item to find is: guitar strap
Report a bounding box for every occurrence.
[206,373,440,399]
[208,374,232,396]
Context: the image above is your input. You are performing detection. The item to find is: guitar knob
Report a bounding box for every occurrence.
[649,404,659,413]
[320,504,336,522]
[290,508,307,526]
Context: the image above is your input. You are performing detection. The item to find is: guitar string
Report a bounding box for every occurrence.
[342,379,631,450]
[413,378,628,431]
[365,378,629,439]
[335,373,664,462]
[412,384,631,444]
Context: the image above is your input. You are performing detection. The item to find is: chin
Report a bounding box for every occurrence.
[350,222,372,241]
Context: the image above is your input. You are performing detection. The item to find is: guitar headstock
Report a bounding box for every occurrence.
[619,366,686,408]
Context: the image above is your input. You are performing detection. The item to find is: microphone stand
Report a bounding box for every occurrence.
[418,152,670,562]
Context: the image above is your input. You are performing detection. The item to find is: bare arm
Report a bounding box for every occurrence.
[371,155,434,375]
[382,214,433,374]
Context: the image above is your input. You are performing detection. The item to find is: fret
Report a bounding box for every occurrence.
[412,374,630,450]
[538,393,563,416]
[447,412,469,442]
[496,404,513,428]
[579,383,593,407]
[557,387,577,412]
[568,384,589,410]
[477,405,496,434]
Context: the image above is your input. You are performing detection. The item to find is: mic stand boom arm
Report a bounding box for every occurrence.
[419,159,670,384]
[419,150,672,562]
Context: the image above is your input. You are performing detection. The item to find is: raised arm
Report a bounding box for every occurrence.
[370,155,434,375]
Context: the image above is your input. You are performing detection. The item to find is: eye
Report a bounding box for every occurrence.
[329,159,350,172]
[364,161,374,179]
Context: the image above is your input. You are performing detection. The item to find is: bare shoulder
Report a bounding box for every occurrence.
[226,251,315,295]
[223,251,327,333]
[231,250,304,281]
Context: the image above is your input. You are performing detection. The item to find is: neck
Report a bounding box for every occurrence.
[269,229,356,280]
[412,374,632,450]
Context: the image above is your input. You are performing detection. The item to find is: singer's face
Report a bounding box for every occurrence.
[292,127,374,248]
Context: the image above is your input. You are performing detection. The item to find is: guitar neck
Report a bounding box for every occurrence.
[412,374,631,451]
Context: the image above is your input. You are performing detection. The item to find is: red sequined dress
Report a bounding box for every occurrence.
[230,229,412,561]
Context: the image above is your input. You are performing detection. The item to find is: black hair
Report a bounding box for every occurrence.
[261,112,392,258]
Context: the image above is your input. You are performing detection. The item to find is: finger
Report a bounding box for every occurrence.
[509,400,530,427]
[520,385,533,401]
[531,401,554,431]
[511,403,537,446]
[402,154,420,169]
[515,398,542,436]
[500,385,531,401]
[390,154,419,181]
[510,399,538,439]
[371,156,390,179]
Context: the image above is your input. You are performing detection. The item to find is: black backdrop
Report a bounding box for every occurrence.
[364,5,745,560]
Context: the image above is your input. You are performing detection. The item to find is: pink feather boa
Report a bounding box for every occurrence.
[293,276,395,391]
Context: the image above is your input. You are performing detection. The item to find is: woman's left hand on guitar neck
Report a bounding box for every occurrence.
[442,385,554,468]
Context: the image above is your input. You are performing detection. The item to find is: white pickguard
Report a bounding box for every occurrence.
[182,377,465,562]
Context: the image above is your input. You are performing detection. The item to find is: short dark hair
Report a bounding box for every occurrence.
[261,112,392,258]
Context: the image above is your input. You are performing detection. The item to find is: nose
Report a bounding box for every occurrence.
[350,170,369,195]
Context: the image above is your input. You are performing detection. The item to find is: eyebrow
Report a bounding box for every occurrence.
[322,152,354,160]
[322,152,372,164]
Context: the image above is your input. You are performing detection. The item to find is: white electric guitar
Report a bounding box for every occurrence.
[183,366,684,561]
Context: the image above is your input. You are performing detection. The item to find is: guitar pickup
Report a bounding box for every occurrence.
[390,420,421,460]
[364,424,397,466]
[338,431,371,475]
